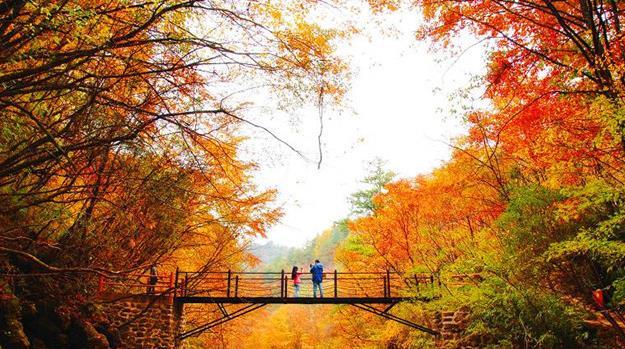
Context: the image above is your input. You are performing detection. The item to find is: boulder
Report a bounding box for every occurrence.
[69,317,110,349]
[2,318,30,349]
[0,299,30,349]
[82,321,110,349]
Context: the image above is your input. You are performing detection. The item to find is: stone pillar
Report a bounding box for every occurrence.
[434,308,485,348]
[102,296,183,349]
[173,302,186,349]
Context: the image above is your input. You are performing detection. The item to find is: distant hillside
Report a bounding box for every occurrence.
[248,241,294,265]
[251,221,349,271]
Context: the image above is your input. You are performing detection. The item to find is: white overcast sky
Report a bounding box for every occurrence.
[239,5,486,247]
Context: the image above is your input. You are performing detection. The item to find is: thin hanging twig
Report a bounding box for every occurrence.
[317,86,324,169]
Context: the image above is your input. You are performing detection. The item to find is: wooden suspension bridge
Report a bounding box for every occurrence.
[96,269,445,340]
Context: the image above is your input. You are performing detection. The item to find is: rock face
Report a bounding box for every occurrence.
[1,294,184,349]
[68,317,110,349]
[102,297,182,349]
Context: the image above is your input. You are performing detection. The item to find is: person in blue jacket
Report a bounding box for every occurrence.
[310,260,324,298]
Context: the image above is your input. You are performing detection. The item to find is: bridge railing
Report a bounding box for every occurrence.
[96,272,175,301]
[174,270,439,299]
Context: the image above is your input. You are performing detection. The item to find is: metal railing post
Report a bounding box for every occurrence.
[383,276,388,298]
[284,276,288,298]
[168,272,174,303]
[174,267,179,299]
[97,275,105,296]
[184,273,188,297]
[280,270,285,298]
[386,270,391,297]
[235,275,239,298]
[227,270,232,298]
[334,270,338,298]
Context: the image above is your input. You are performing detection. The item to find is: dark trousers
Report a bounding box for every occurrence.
[147,277,157,294]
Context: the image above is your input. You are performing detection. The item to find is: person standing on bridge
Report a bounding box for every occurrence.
[310,260,323,298]
[147,264,158,294]
[291,266,303,297]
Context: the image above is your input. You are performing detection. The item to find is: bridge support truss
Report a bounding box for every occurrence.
[350,303,439,336]
[176,298,438,341]
[178,303,269,340]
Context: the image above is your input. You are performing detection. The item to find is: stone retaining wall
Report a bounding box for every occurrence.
[103,297,180,349]
[435,309,486,348]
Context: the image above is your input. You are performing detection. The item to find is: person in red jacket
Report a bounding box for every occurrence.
[291,266,303,297]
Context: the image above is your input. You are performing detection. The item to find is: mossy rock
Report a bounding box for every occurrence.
[95,324,120,348]
[68,317,109,349]
[0,299,29,349]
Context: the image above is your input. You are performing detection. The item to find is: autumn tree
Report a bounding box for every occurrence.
[333,0,625,346]
[349,159,395,216]
[0,0,348,346]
